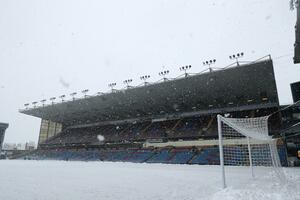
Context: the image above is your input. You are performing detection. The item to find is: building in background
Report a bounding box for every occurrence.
[0,123,8,151]
[291,81,300,102]
[25,141,35,151]
[3,142,36,151]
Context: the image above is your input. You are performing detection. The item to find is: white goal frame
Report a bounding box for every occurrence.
[217,114,285,189]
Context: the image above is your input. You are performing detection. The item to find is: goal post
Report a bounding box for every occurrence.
[217,114,285,189]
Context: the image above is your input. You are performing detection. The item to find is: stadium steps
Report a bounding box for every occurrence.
[166,148,177,162]
[171,119,182,131]
[146,148,175,163]
[166,148,194,164]
[205,116,215,131]
[140,122,153,133]
[117,124,133,136]
[143,149,158,162]
[125,149,155,163]
[187,149,202,164]
[189,147,220,165]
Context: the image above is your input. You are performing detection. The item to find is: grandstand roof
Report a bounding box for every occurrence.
[0,123,9,129]
[20,57,279,125]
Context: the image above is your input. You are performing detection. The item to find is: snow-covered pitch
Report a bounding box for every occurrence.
[0,160,299,200]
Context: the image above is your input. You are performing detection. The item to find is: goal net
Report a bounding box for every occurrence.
[217,114,286,188]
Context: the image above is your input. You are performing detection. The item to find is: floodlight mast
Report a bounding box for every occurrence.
[32,101,38,108]
[158,70,170,81]
[108,83,117,92]
[140,75,150,86]
[123,79,133,89]
[203,59,216,72]
[50,97,56,105]
[229,52,244,66]
[59,95,66,102]
[70,92,77,101]
[24,103,30,109]
[179,65,192,77]
[40,99,46,107]
[81,89,89,98]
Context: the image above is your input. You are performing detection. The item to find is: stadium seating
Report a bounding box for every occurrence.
[277,145,289,166]
[24,143,288,167]
[32,110,288,166]
[43,115,221,147]
[146,149,173,163]
[124,149,154,163]
[100,150,129,161]
[190,147,220,165]
[167,148,195,164]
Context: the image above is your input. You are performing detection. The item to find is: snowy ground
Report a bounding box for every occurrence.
[0,160,299,200]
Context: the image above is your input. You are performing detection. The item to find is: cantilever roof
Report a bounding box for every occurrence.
[0,123,9,129]
[20,58,279,126]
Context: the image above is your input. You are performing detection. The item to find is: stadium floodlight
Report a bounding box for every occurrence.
[59,95,66,102]
[123,79,133,89]
[229,52,244,65]
[140,75,151,85]
[32,101,38,108]
[158,70,170,81]
[203,59,216,72]
[81,89,89,98]
[24,103,30,109]
[179,65,192,77]
[50,97,56,105]
[40,99,46,106]
[70,92,77,101]
[108,83,117,91]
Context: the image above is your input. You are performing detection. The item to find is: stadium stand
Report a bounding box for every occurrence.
[190,147,220,165]
[167,148,195,164]
[23,143,287,167]
[19,56,293,166]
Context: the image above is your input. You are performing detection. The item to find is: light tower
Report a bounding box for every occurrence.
[81,89,89,98]
[24,103,30,109]
[179,65,192,77]
[50,97,56,105]
[108,83,117,92]
[123,79,133,89]
[70,92,77,101]
[229,52,244,66]
[59,95,66,102]
[140,75,150,85]
[40,99,46,107]
[158,70,170,81]
[32,101,38,108]
[203,59,216,72]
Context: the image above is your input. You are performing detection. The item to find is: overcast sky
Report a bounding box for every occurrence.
[0,0,299,144]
